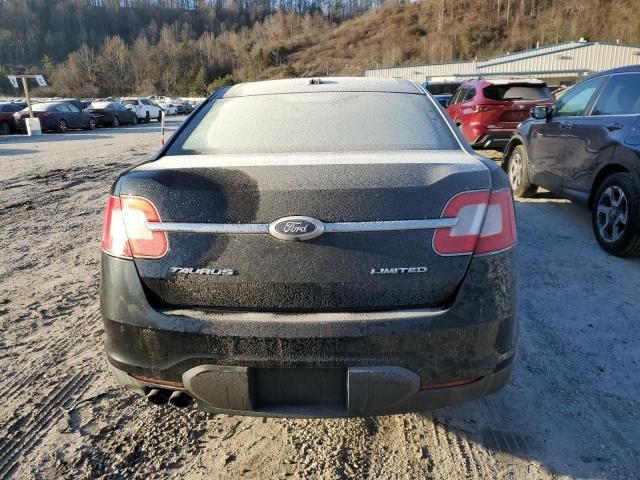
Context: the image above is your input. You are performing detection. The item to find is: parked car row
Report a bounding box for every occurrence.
[13,101,97,133]
[427,66,640,257]
[0,97,196,135]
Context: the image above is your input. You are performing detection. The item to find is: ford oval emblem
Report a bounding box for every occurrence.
[269,216,325,241]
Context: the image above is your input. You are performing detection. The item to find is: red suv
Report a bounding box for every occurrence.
[446,79,553,150]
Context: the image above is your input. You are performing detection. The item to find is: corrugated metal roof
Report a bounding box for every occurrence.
[365,42,640,81]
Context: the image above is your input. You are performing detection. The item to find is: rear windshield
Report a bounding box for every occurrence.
[483,84,550,101]
[123,99,138,105]
[424,82,462,95]
[171,92,458,154]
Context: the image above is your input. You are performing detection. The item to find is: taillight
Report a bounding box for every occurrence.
[101,195,168,259]
[472,105,495,112]
[433,188,516,255]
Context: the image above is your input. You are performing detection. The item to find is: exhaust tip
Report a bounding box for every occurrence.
[146,388,170,406]
[169,390,193,408]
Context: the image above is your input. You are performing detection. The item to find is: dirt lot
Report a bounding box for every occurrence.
[1,123,639,480]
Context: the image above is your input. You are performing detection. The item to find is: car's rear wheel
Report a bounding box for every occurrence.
[505,144,538,198]
[112,116,120,128]
[145,112,150,123]
[88,117,97,130]
[0,121,10,135]
[58,119,68,133]
[132,115,138,125]
[157,111,163,122]
[592,172,640,257]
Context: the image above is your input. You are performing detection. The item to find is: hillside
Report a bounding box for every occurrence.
[273,0,640,78]
[1,0,639,96]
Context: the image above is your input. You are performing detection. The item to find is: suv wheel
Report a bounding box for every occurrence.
[145,112,150,123]
[157,111,163,122]
[505,144,538,198]
[592,172,640,257]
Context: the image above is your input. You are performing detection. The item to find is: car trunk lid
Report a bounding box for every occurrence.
[118,150,491,311]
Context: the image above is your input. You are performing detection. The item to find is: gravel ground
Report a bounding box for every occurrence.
[0,124,639,480]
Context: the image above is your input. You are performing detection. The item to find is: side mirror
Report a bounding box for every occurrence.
[531,105,550,120]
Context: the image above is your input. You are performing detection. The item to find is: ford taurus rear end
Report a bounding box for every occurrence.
[100,78,518,417]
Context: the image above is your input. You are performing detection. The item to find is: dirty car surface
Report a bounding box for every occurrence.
[100,77,519,417]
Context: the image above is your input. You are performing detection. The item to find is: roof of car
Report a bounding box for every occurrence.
[588,65,640,77]
[462,78,547,86]
[89,102,112,108]
[223,77,422,98]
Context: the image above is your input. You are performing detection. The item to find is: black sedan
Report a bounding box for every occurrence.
[85,102,138,127]
[100,77,518,416]
[14,101,96,133]
[503,65,640,256]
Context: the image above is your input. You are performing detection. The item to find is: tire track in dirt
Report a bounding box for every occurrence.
[413,412,497,480]
[0,372,94,479]
[0,305,99,398]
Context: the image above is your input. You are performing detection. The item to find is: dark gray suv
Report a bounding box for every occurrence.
[100,78,518,417]
[503,66,640,256]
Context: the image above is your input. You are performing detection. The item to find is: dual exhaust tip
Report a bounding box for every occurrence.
[146,388,193,408]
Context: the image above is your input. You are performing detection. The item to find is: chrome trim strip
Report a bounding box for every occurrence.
[147,218,457,234]
[147,223,270,234]
[324,218,457,232]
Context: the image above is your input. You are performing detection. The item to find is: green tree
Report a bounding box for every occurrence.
[207,75,235,93]
[189,66,209,96]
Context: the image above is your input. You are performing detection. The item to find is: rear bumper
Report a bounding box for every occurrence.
[471,131,514,150]
[100,250,518,416]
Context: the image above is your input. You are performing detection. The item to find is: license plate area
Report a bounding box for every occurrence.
[253,367,346,408]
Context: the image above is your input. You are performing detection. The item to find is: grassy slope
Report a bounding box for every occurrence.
[262,0,640,78]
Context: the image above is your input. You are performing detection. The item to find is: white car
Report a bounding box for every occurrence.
[121,98,162,123]
[159,103,177,116]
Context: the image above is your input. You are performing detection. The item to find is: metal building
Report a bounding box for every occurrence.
[365,40,640,85]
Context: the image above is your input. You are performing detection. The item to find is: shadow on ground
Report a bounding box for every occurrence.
[427,194,640,478]
[0,148,39,156]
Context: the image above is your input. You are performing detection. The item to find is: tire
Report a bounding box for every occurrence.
[156,111,163,122]
[145,112,150,124]
[112,116,120,128]
[132,115,138,125]
[87,117,97,130]
[0,121,10,135]
[592,172,640,257]
[58,119,68,133]
[504,144,538,198]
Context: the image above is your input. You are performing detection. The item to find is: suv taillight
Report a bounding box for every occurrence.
[101,195,168,259]
[473,105,495,112]
[433,188,517,255]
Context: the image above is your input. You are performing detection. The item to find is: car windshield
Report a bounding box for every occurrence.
[122,100,138,105]
[483,84,551,101]
[173,92,458,154]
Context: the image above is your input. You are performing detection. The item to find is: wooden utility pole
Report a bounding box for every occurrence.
[7,74,47,119]
[21,76,33,118]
